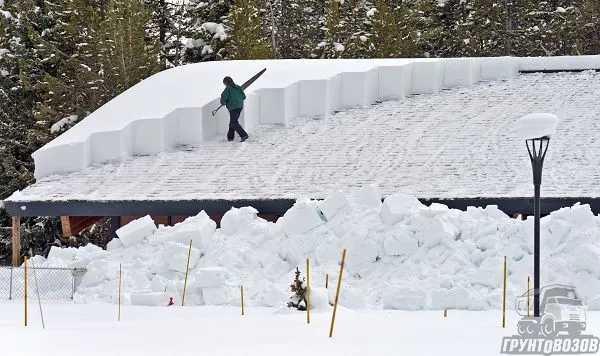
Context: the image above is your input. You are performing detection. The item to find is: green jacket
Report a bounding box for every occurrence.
[220,83,246,111]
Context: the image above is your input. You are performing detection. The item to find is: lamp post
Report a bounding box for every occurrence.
[517,112,559,318]
[525,136,550,318]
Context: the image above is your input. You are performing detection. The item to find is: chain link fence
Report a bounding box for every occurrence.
[0,266,86,300]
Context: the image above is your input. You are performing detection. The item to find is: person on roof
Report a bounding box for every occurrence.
[220,76,249,142]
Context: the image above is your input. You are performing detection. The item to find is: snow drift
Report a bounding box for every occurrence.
[30,185,600,310]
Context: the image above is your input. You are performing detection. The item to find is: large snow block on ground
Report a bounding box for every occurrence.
[318,191,349,221]
[173,107,203,145]
[340,69,378,108]
[480,57,518,80]
[298,80,329,116]
[377,64,412,101]
[220,206,258,236]
[169,211,216,248]
[240,93,260,133]
[32,142,89,180]
[203,287,232,305]
[130,292,169,306]
[382,286,427,310]
[411,61,444,94]
[430,288,470,309]
[132,118,170,155]
[194,267,226,288]
[163,241,202,272]
[280,200,324,236]
[259,84,299,125]
[350,183,382,208]
[380,193,427,225]
[116,215,157,247]
[443,58,479,88]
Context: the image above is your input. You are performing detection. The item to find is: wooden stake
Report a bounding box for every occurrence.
[444,309,447,317]
[329,249,346,338]
[12,216,21,267]
[30,256,45,329]
[24,256,28,327]
[326,274,329,289]
[181,240,193,306]
[502,256,507,328]
[241,285,245,316]
[306,258,310,324]
[527,276,530,318]
[118,263,122,321]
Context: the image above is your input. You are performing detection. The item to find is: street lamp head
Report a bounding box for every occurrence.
[516,113,559,186]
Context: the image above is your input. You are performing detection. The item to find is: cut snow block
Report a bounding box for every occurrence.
[150,275,169,293]
[443,58,478,88]
[116,215,157,248]
[519,55,600,72]
[132,118,168,155]
[220,206,258,236]
[380,193,426,225]
[203,287,232,305]
[383,235,418,257]
[281,200,324,236]
[318,191,349,221]
[89,129,126,163]
[130,292,170,306]
[298,80,329,116]
[420,218,459,247]
[169,211,216,248]
[32,141,89,180]
[350,183,382,209]
[239,93,260,133]
[411,61,444,94]
[106,238,124,251]
[163,241,202,273]
[174,107,204,145]
[325,75,342,113]
[201,97,222,139]
[259,85,299,125]
[382,286,427,310]
[194,267,226,288]
[377,64,412,101]
[340,70,378,108]
[47,246,77,263]
[480,57,518,80]
[430,288,470,309]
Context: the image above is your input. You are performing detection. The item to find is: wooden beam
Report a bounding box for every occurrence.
[61,216,72,237]
[12,216,21,267]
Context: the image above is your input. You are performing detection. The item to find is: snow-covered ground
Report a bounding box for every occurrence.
[9,70,600,203]
[3,302,599,356]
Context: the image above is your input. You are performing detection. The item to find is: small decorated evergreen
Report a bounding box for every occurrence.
[287,267,307,310]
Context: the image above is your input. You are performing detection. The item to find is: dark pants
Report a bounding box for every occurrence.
[227,108,248,140]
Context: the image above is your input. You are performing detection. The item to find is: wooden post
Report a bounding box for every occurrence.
[329,249,346,338]
[444,309,447,317]
[502,256,507,328]
[24,256,28,326]
[527,276,530,318]
[326,274,329,289]
[306,258,310,324]
[240,285,245,316]
[181,240,193,306]
[118,263,122,321]
[12,216,21,267]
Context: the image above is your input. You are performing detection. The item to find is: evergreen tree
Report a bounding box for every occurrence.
[313,0,345,58]
[223,0,273,59]
[267,0,324,58]
[184,0,231,62]
[576,0,600,54]
[145,0,188,68]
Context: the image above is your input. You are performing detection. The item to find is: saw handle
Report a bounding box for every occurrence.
[211,105,223,117]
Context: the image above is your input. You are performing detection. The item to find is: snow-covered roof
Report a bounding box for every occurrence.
[7,67,600,203]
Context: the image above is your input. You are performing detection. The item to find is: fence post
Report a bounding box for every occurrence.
[9,266,13,300]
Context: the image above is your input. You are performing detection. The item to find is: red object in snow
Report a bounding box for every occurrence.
[168,297,174,306]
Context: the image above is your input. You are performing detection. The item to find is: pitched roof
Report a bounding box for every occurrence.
[7,70,600,206]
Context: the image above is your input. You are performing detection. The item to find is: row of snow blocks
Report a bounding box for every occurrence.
[377,64,413,101]
[443,58,481,87]
[259,84,300,125]
[32,141,90,179]
[340,69,379,108]
[519,54,600,71]
[479,56,518,80]
[411,61,445,94]
[115,215,157,248]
